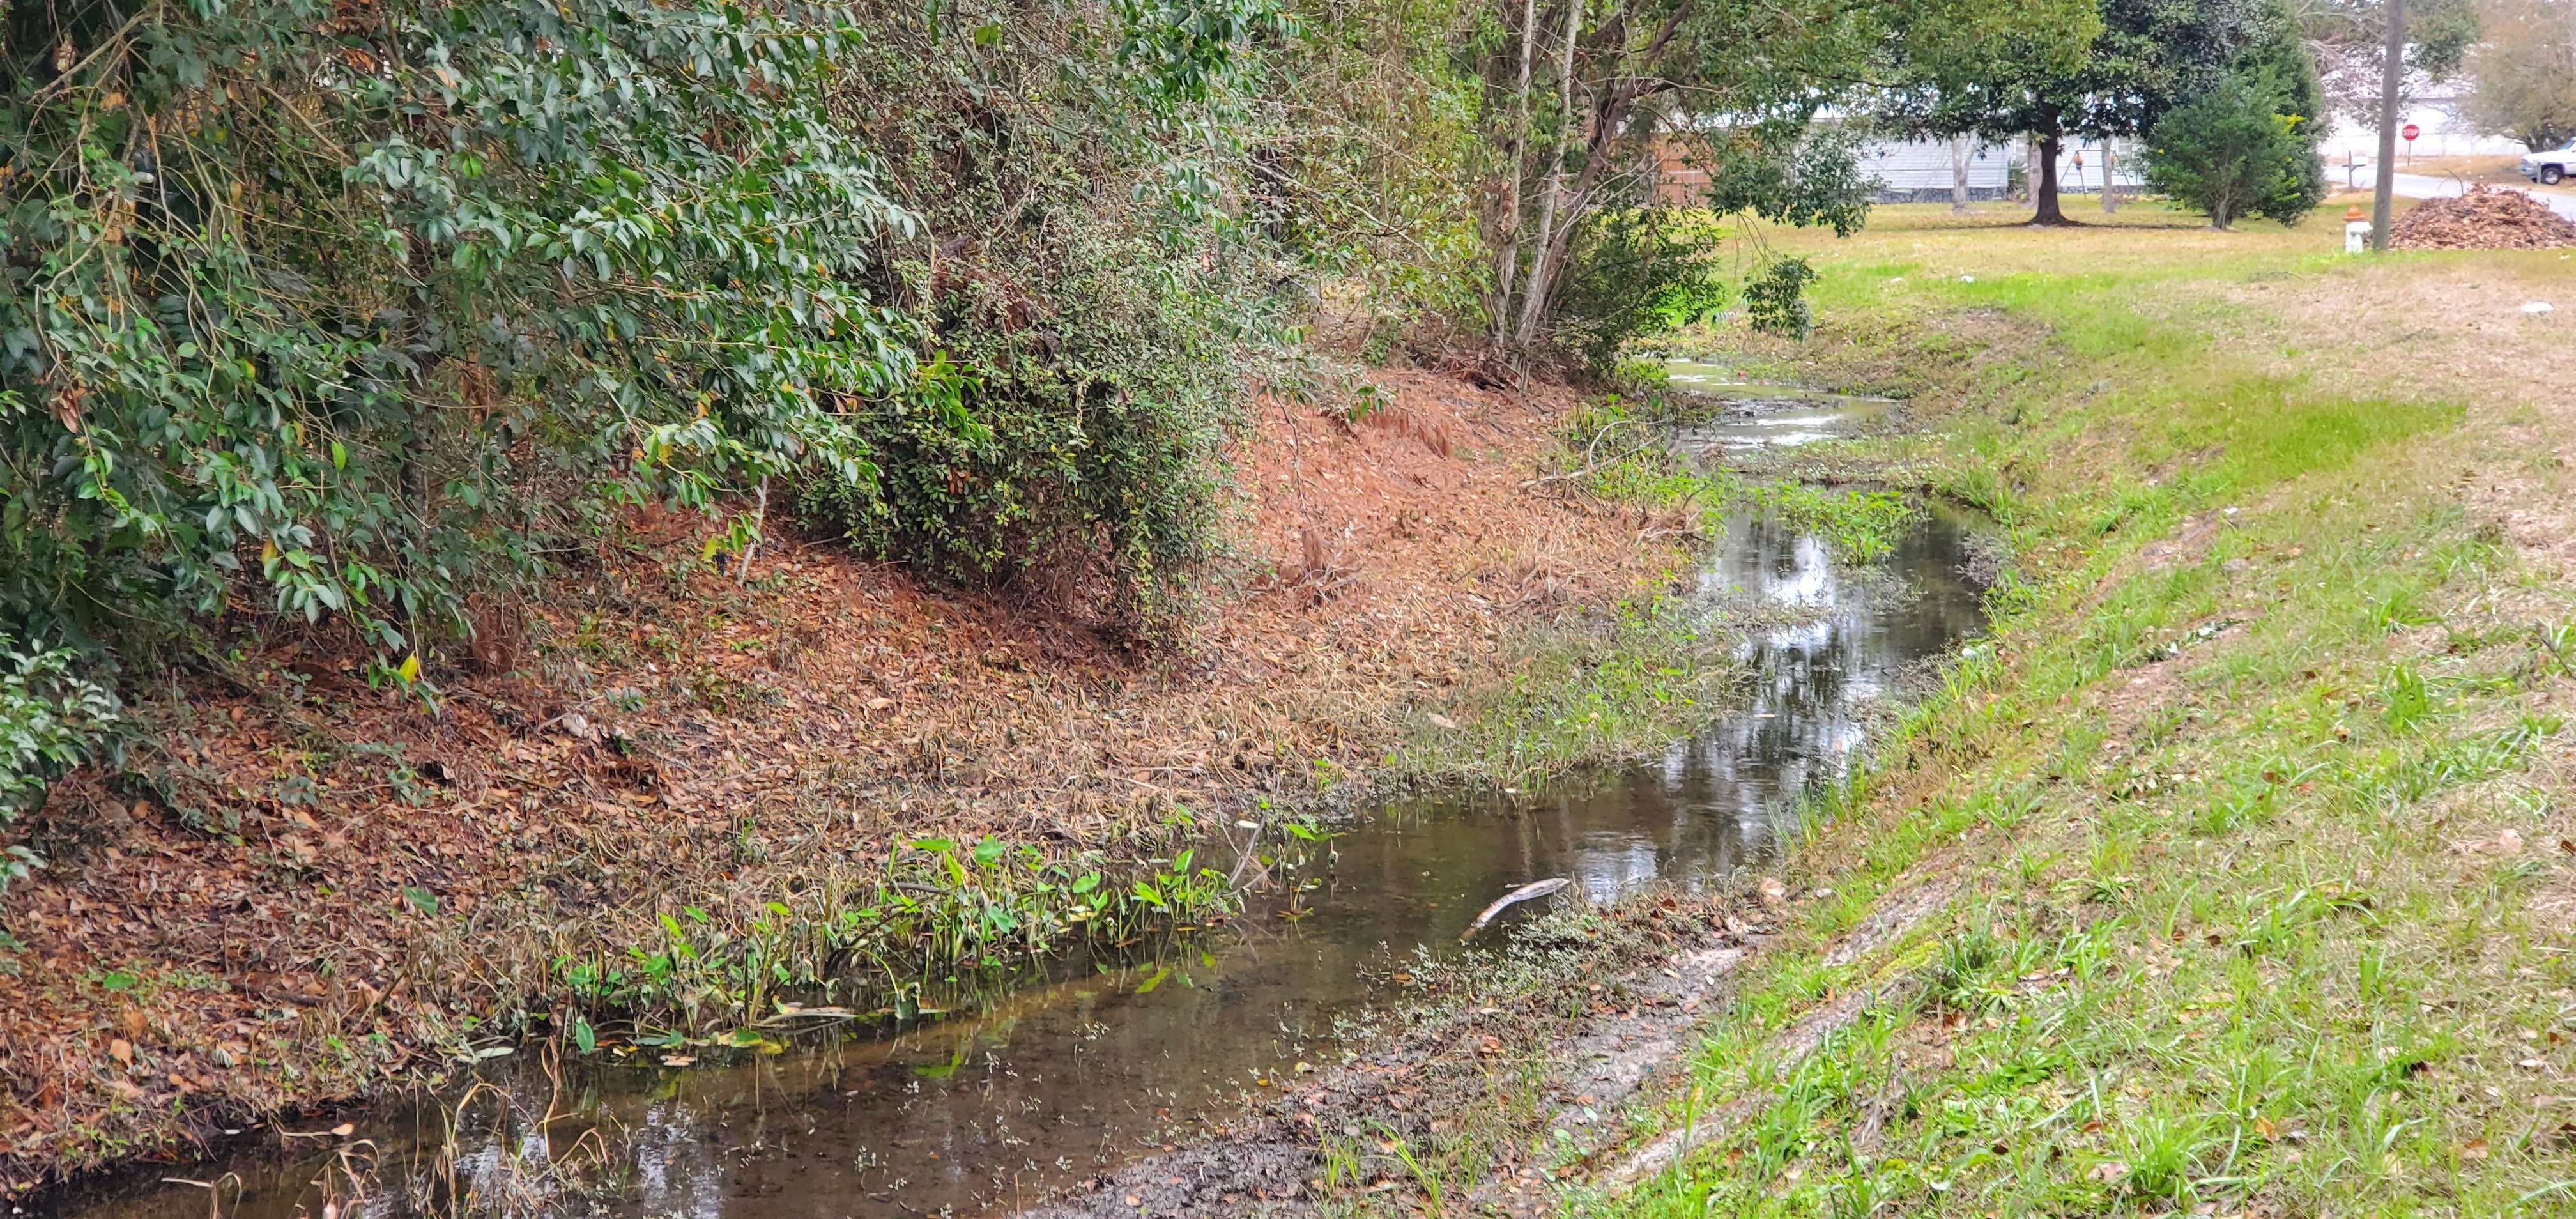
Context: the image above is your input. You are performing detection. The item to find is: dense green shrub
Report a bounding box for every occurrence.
[792,1,1285,634]
[0,638,118,886]
[1544,206,1733,376]
[2,0,927,662]
[1744,256,1823,340]
[1,0,1294,670]
[2140,8,2326,228]
[2142,85,2324,227]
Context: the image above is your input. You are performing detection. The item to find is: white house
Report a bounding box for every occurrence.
[1851,139,2011,201]
[1850,137,2147,203]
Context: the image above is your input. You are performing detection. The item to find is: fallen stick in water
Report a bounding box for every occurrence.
[1459,877,1572,942]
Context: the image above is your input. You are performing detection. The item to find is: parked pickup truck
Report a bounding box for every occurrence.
[2522,141,2576,185]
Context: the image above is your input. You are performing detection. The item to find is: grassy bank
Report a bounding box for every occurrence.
[1590,203,2576,1215]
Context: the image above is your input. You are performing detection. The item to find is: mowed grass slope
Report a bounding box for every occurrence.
[1598,203,2576,1216]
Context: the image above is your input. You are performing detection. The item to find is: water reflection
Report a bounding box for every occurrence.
[50,502,1985,1219]
[1660,363,1901,450]
[1459,503,1987,907]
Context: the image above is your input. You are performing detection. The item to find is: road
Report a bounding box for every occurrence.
[2388,171,2576,221]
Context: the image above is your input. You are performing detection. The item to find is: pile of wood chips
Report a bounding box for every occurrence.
[2388,186,2576,250]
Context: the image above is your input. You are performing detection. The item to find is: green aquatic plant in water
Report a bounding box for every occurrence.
[550,832,1248,1041]
[1744,482,1923,564]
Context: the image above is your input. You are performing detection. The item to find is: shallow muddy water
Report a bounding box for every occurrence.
[1660,361,1899,451]
[52,489,1983,1219]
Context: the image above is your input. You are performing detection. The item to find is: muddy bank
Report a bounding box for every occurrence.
[0,369,1710,1193]
[1023,896,1759,1219]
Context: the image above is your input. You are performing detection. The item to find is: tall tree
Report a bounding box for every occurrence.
[1885,0,2267,224]
[2281,0,2481,126]
[1482,0,2091,356]
[2464,0,2576,151]
[2143,10,2331,227]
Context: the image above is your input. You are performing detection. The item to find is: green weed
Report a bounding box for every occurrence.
[1745,482,1924,564]
[550,834,1245,1046]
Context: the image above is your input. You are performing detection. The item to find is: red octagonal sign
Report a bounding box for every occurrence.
[2402,123,2421,141]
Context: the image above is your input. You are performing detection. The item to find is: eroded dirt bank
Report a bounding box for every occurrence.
[0,369,1705,1193]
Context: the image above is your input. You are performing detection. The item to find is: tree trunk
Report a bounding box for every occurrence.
[1505,2,1689,348]
[1491,0,1540,346]
[2102,137,2119,214]
[1514,0,1584,348]
[2370,0,2405,251]
[2031,130,2068,225]
[1520,78,1630,346]
[1951,135,1971,212]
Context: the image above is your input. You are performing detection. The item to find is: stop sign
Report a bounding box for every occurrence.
[2402,123,2421,141]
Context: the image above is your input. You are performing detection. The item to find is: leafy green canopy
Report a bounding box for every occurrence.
[1880,0,2258,222]
[1886,0,2246,144]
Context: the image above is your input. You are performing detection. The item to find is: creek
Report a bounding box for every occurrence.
[1657,363,1901,453]
[53,408,1983,1219]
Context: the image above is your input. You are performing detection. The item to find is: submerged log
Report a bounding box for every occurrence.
[1459,877,1572,942]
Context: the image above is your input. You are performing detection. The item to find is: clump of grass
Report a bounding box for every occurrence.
[1743,481,1922,563]
[1548,392,1740,507]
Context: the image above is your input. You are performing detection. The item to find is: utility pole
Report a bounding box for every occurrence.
[2371,0,2404,251]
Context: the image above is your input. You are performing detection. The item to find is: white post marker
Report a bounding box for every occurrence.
[2343,204,2372,254]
